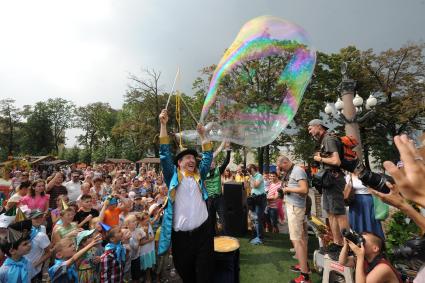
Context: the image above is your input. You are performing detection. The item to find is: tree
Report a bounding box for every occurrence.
[19,102,55,155]
[0,99,21,158]
[76,102,117,163]
[45,98,76,154]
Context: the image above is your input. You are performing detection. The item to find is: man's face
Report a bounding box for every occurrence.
[20,173,29,181]
[72,173,80,182]
[278,159,291,171]
[362,234,379,256]
[178,154,196,172]
[308,124,322,140]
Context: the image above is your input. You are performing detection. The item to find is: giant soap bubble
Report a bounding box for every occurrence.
[198,15,316,148]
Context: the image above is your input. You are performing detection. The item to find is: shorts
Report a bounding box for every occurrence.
[322,174,346,215]
[131,257,142,280]
[286,202,306,241]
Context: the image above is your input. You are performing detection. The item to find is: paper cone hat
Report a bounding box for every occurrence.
[15,207,27,223]
[61,199,69,211]
[4,206,16,217]
[100,222,111,232]
[7,227,23,243]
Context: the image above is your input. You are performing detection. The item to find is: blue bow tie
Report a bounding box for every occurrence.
[4,257,28,283]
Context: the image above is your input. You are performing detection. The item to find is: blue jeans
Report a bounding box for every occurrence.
[250,194,266,239]
[266,207,278,228]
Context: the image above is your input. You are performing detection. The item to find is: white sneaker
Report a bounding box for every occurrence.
[290,248,295,253]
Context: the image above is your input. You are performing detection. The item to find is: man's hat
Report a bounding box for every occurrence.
[29,209,45,219]
[174,148,198,165]
[308,119,329,130]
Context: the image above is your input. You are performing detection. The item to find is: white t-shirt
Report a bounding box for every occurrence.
[65,181,82,202]
[25,226,50,278]
[173,176,208,231]
[345,174,369,195]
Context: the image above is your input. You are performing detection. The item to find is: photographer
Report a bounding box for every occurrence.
[276,156,310,283]
[338,232,402,283]
[308,119,349,249]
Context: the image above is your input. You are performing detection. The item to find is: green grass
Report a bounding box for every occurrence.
[238,233,322,283]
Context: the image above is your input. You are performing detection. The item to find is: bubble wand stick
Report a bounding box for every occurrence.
[178,92,199,125]
[165,67,180,110]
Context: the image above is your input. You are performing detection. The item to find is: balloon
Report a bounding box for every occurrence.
[199,15,316,147]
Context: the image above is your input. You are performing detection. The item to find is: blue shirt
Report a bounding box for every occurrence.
[251,172,265,196]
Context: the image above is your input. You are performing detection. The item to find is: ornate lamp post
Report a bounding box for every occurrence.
[324,62,378,161]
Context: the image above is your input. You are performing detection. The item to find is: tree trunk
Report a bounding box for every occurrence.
[264,144,270,173]
[258,147,264,174]
[243,147,247,168]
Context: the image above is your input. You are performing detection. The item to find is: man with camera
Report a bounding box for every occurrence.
[276,156,310,283]
[339,231,402,283]
[308,119,350,251]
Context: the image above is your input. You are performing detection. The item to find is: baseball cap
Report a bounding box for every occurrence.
[76,229,96,248]
[29,209,45,219]
[308,119,329,130]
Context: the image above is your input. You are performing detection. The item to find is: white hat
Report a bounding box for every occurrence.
[0,214,14,228]
[148,203,160,215]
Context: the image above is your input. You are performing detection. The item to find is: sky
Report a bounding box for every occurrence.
[0,0,424,146]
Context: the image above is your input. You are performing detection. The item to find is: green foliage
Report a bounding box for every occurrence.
[385,210,421,261]
[233,149,243,166]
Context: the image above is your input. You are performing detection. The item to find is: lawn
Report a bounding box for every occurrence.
[239,232,322,283]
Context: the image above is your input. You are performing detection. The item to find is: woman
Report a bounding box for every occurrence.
[346,170,385,239]
[20,179,50,212]
[221,168,234,184]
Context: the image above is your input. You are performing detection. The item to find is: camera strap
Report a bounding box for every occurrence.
[281,164,295,188]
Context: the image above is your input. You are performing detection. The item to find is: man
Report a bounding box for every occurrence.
[65,171,82,202]
[277,156,310,283]
[205,144,231,235]
[247,164,265,245]
[308,119,349,251]
[158,109,214,283]
[47,172,68,209]
[339,232,402,283]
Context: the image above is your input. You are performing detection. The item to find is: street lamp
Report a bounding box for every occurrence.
[324,62,379,160]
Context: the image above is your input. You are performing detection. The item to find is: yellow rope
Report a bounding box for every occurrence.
[175,91,183,149]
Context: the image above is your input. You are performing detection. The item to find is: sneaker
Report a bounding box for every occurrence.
[289,274,311,283]
[250,237,263,245]
[289,264,300,272]
[290,248,295,253]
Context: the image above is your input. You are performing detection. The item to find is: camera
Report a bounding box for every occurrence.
[342,229,365,247]
[356,163,394,194]
[393,237,425,261]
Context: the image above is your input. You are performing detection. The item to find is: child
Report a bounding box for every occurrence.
[0,230,32,283]
[74,194,99,230]
[25,209,51,283]
[138,212,156,283]
[103,196,123,228]
[100,227,126,282]
[48,234,101,282]
[50,194,69,225]
[52,208,79,244]
[75,229,99,283]
[124,214,145,283]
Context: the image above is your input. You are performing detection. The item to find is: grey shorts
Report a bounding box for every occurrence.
[322,173,346,215]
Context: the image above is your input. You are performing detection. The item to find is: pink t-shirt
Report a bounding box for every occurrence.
[20,194,50,211]
[266,182,281,209]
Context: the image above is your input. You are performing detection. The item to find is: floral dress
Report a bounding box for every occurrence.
[77,248,98,283]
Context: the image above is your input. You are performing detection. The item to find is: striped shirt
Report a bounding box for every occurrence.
[266,182,281,209]
[100,250,124,283]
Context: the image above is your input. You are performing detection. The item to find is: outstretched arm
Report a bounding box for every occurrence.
[159,109,174,185]
[218,146,231,175]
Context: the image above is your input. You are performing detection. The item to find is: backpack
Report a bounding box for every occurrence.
[336,135,360,172]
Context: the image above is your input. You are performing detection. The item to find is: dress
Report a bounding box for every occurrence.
[77,248,97,283]
[140,223,156,270]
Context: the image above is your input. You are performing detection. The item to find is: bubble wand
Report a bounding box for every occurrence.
[165,67,180,110]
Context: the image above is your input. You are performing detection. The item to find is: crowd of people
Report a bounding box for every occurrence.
[0,109,423,283]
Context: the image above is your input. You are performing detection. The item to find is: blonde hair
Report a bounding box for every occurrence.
[54,237,74,254]
[89,217,101,230]
[124,214,137,226]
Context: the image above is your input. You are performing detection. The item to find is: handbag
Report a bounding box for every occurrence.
[343,174,355,206]
[373,195,389,220]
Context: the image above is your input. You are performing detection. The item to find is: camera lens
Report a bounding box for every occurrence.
[358,169,393,194]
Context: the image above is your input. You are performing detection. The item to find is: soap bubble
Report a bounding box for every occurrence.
[199,15,316,147]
